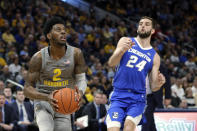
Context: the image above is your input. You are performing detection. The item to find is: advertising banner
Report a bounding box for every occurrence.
[136,112,197,131]
[154,112,196,131]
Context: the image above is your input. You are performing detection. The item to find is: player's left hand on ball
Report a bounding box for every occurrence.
[74,86,83,109]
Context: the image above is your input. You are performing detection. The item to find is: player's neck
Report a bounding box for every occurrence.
[49,44,66,60]
[136,36,151,48]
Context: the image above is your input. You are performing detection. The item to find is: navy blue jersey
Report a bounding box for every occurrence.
[113,37,156,95]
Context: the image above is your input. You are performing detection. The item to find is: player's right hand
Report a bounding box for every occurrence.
[74,86,82,110]
[48,90,59,111]
[116,37,134,53]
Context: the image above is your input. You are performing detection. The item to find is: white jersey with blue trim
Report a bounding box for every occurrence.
[113,37,156,95]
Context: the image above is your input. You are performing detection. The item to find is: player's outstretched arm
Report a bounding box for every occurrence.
[108,37,133,67]
[74,48,87,96]
[150,53,165,92]
[24,52,49,101]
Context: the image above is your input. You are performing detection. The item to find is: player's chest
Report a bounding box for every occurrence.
[123,49,153,71]
[42,58,75,79]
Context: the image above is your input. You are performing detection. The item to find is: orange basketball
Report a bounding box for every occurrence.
[53,88,79,115]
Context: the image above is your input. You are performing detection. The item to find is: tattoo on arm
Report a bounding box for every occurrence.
[25,52,42,87]
[74,48,87,74]
[24,52,50,100]
[24,52,50,101]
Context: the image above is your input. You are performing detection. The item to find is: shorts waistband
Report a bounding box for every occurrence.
[114,88,133,93]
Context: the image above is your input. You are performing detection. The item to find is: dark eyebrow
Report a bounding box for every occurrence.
[54,26,63,29]
[53,26,66,31]
[145,22,151,24]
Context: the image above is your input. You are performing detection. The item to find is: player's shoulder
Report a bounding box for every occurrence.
[73,46,83,56]
[29,51,42,70]
[153,52,161,64]
[154,52,160,59]
[31,51,42,61]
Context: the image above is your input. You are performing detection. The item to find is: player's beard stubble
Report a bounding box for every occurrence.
[137,30,151,39]
[51,35,67,46]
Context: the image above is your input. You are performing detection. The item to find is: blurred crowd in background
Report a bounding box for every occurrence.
[0,0,197,130]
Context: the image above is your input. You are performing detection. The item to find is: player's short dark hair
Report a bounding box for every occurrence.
[43,16,65,37]
[140,16,156,29]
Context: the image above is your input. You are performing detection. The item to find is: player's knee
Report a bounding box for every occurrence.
[124,119,136,131]
[36,110,54,131]
[106,114,121,129]
[125,115,142,126]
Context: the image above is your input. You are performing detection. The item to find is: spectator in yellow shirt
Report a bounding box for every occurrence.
[79,12,87,22]
[0,40,5,56]
[118,21,127,36]
[2,28,16,44]
[0,12,5,27]
[0,57,7,67]
[51,1,65,16]
[103,25,113,40]
[104,39,115,54]
[12,12,25,28]
[85,87,94,102]
[65,22,75,34]
[87,31,96,43]
[39,35,48,47]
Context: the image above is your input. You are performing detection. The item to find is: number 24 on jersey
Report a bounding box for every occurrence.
[126,55,147,71]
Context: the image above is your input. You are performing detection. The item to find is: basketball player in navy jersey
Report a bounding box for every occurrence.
[106,16,166,131]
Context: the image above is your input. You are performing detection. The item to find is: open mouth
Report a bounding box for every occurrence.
[60,36,66,41]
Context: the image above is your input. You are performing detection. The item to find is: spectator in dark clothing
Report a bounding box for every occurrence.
[142,62,171,131]
[89,76,105,93]
[82,90,107,131]
[10,89,38,131]
[72,96,88,131]
[0,65,14,82]
[0,91,13,131]
[3,87,15,104]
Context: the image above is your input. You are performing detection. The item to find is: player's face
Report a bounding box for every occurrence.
[137,18,154,38]
[50,24,67,46]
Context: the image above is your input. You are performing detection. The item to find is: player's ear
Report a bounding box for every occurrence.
[47,33,51,40]
[136,30,139,34]
[151,29,155,35]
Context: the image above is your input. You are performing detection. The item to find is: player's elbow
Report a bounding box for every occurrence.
[107,62,113,67]
[108,60,115,67]
[151,86,161,92]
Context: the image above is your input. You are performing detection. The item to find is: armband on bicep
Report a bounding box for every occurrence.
[75,73,87,94]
